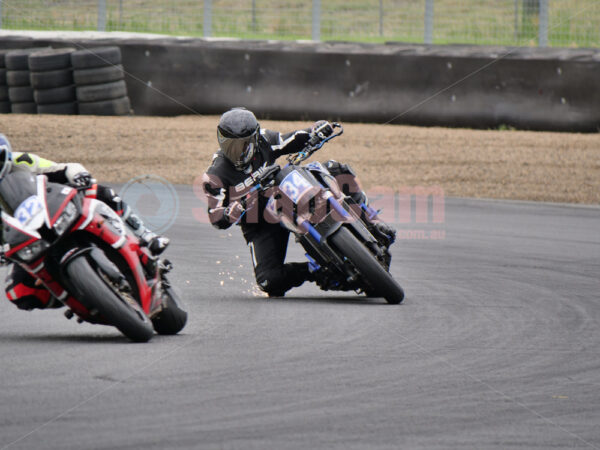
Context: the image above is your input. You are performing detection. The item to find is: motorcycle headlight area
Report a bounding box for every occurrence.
[95,202,125,235]
[54,202,78,235]
[16,240,50,262]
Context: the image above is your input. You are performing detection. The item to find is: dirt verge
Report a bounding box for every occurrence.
[2,114,598,204]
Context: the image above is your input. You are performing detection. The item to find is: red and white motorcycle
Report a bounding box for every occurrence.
[1,170,187,342]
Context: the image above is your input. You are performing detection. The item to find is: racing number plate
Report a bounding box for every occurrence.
[279,170,312,204]
[14,195,44,227]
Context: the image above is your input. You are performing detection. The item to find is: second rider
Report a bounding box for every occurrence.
[202,108,396,298]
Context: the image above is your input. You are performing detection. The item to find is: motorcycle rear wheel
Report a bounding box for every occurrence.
[151,286,188,335]
[66,255,154,342]
[330,226,404,304]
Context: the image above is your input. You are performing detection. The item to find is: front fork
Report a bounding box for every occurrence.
[145,257,173,317]
[299,197,391,285]
[55,246,129,323]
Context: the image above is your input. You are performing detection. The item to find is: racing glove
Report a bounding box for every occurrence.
[70,171,93,188]
[224,201,245,224]
[64,163,91,187]
[308,120,334,146]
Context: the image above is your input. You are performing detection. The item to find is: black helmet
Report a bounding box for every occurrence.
[0,133,13,180]
[217,108,260,170]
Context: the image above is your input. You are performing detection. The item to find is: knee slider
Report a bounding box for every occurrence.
[256,268,288,296]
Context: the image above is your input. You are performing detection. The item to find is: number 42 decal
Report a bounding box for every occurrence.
[14,196,44,226]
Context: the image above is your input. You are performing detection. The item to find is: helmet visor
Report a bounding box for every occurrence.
[219,131,258,169]
[0,145,11,180]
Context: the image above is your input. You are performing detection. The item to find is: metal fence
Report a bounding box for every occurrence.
[0,1,598,48]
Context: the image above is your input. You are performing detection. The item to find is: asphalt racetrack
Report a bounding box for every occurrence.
[1,186,599,450]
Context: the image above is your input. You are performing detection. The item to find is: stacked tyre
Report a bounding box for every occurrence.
[29,48,77,115]
[72,46,131,116]
[5,47,49,114]
[0,50,10,114]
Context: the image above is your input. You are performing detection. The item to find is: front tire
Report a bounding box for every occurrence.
[66,256,154,342]
[330,226,404,304]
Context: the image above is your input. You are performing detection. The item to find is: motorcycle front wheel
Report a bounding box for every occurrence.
[330,226,404,304]
[66,255,154,342]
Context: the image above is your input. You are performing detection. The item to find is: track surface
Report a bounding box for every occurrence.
[0,187,599,450]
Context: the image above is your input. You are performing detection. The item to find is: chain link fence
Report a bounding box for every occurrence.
[0,1,598,48]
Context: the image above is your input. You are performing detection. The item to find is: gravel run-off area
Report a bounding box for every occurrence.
[1,114,598,205]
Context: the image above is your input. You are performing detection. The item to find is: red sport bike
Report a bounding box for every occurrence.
[1,171,187,342]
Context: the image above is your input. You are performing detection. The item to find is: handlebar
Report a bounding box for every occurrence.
[247,122,344,197]
[287,122,343,165]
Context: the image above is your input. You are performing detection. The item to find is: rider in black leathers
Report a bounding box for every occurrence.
[202,108,396,297]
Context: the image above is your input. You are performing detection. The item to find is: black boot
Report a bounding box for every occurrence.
[124,212,170,256]
[147,235,170,256]
[372,222,396,248]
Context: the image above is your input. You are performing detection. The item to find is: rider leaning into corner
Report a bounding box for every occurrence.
[0,133,170,311]
[202,107,397,298]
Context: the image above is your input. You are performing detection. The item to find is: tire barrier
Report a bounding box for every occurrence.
[4,47,49,114]
[0,44,130,116]
[0,50,10,114]
[72,46,131,116]
[0,36,598,130]
[120,38,600,131]
[29,47,77,115]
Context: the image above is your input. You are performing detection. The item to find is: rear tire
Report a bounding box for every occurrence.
[30,68,73,89]
[10,102,36,114]
[330,226,404,304]
[76,80,127,102]
[74,64,124,86]
[6,70,30,87]
[66,255,154,342]
[8,86,34,103]
[28,48,75,71]
[34,85,76,104]
[37,101,78,115]
[78,96,130,116]
[151,286,187,335]
[71,46,122,69]
[5,47,50,70]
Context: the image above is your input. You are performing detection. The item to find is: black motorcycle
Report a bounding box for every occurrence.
[247,124,404,304]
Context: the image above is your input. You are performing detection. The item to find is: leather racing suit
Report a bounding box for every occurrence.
[2,152,156,310]
[202,127,391,297]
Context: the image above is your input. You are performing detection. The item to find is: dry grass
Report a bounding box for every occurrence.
[1,114,599,204]
[2,0,598,46]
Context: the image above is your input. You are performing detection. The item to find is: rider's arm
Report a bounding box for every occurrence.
[11,152,89,185]
[202,171,234,230]
[262,128,311,158]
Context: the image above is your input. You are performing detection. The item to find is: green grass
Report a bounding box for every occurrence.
[0,0,597,48]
